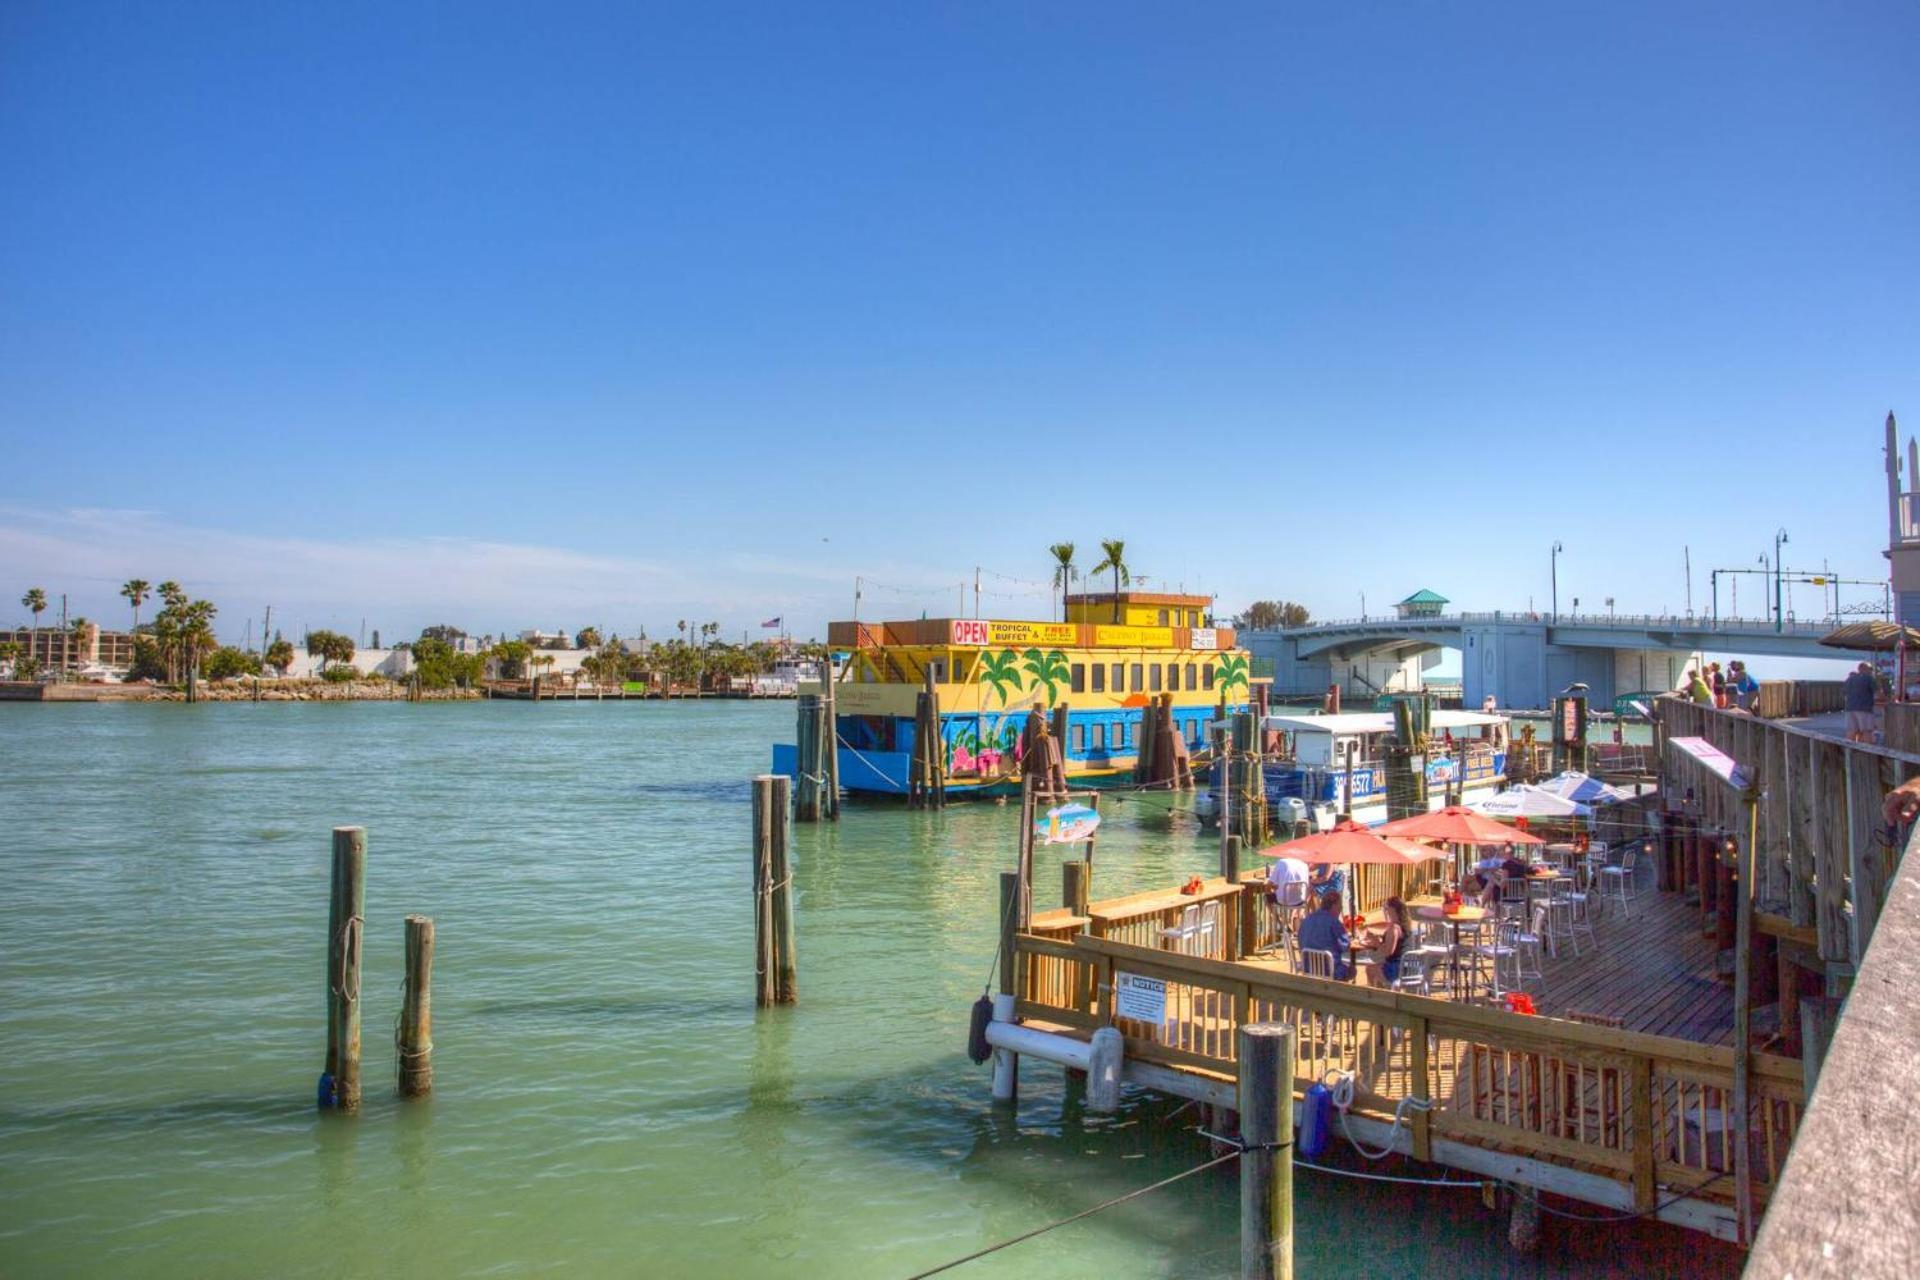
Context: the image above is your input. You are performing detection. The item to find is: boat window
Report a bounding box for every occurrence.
[1092,663,1105,693]
[1093,723,1106,751]
[1070,663,1085,694]
[1112,662,1124,691]
[1073,724,1085,753]
[1203,663,1215,689]
[1149,663,1162,692]
[1157,608,1169,625]
[1185,663,1197,691]
[1130,662,1143,691]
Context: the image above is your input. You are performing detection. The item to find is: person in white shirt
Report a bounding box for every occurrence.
[1265,856,1311,943]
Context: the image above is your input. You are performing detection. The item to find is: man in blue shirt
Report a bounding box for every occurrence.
[1844,662,1879,743]
[1296,891,1352,980]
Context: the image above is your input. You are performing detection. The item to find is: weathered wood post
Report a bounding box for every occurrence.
[323,825,366,1111]
[794,693,821,822]
[752,774,796,1005]
[820,659,841,819]
[398,915,434,1097]
[1063,859,1090,916]
[1239,1022,1295,1280]
[1731,794,1759,1244]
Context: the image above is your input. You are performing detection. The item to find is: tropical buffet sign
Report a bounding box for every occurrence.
[949,619,1078,647]
[1034,802,1102,845]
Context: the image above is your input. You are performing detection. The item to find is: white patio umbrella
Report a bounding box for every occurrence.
[1536,770,1633,806]
[1466,785,1592,820]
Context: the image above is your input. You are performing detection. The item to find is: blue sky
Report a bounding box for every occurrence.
[3,3,1916,648]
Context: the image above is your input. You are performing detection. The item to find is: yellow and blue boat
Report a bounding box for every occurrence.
[773,591,1252,797]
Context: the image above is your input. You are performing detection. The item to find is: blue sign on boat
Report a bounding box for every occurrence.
[1035,803,1101,844]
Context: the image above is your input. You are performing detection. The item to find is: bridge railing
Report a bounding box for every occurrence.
[1268,612,1844,636]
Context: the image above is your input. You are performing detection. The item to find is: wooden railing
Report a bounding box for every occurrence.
[1753,680,1846,719]
[1654,696,1919,967]
[1013,932,1804,1214]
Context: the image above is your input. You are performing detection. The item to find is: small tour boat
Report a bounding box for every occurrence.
[1195,708,1510,830]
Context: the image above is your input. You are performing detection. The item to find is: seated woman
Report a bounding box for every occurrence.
[1468,868,1504,909]
[1356,896,1412,988]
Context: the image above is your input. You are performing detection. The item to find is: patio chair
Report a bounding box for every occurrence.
[1598,845,1641,916]
[1539,894,1578,958]
[1159,904,1202,955]
[1194,901,1222,958]
[1512,906,1547,987]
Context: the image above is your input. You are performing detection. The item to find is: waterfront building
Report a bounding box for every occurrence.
[3,623,137,674]
[777,590,1250,796]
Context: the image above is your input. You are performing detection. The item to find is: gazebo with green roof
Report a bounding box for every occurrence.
[1395,589,1450,619]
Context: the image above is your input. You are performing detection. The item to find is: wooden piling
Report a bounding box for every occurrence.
[398,915,434,1097]
[752,774,797,1006]
[769,773,796,1002]
[1063,859,1090,917]
[1238,1022,1295,1280]
[324,825,366,1111]
[820,662,841,820]
[794,694,822,822]
[1223,832,1242,883]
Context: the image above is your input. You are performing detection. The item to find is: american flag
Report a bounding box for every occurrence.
[761,616,781,629]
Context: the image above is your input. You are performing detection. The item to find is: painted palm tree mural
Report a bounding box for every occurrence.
[1020,648,1071,707]
[979,649,1024,706]
[1215,652,1251,700]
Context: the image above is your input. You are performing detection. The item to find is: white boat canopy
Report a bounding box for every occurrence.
[1260,709,1508,736]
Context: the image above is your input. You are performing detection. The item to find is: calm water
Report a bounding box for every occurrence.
[0,702,1731,1278]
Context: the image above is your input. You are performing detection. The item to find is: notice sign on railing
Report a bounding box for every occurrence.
[1114,971,1167,1024]
[1670,735,1753,790]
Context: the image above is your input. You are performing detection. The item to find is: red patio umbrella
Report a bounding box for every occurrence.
[1258,820,1448,866]
[1374,806,1545,846]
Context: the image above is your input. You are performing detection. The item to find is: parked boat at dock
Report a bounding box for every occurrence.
[1195,708,1510,829]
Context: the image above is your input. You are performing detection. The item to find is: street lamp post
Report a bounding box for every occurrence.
[1773,528,1790,632]
[1550,542,1564,624]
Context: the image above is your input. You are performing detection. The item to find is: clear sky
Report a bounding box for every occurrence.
[3,3,1916,648]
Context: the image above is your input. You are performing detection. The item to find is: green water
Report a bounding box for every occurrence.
[0,702,1732,1278]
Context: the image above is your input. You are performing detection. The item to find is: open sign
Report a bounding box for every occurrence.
[949,619,990,646]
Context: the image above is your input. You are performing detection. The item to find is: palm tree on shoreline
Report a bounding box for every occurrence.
[22,586,46,628]
[121,579,150,634]
[1048,543,1076,622]
[1092,540,1130,622]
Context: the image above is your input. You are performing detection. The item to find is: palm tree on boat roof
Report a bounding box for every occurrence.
[1048,543,1075,622]
[1092,540,1130,622]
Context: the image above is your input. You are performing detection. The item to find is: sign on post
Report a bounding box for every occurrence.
[1115,971,1167,1024]
[1671,735,1753,790]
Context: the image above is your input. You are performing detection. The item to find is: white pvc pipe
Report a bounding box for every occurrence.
[990,993,1018,1102]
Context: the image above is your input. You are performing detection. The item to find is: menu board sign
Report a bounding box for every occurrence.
[1190,628,1219,651]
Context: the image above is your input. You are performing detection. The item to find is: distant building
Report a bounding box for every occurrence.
[420,625,484,654]
[1395,589,1450,620]
[3,623,136,674]
[520,629,574,650]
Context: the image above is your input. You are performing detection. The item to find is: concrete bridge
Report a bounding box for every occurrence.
[1245,611,1859,710]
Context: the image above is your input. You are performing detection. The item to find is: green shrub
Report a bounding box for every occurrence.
[320,664,360,684]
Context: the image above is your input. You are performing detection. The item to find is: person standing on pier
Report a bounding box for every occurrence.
[1730,661,1760,712]
[1844,662,1879,743]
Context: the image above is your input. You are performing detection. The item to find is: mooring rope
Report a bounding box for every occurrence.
[899,1149,1242,1279]
[1520,1171,1731,1223]
[330,914,363,1004]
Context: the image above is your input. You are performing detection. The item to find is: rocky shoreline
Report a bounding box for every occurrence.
[149,680,484,702]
